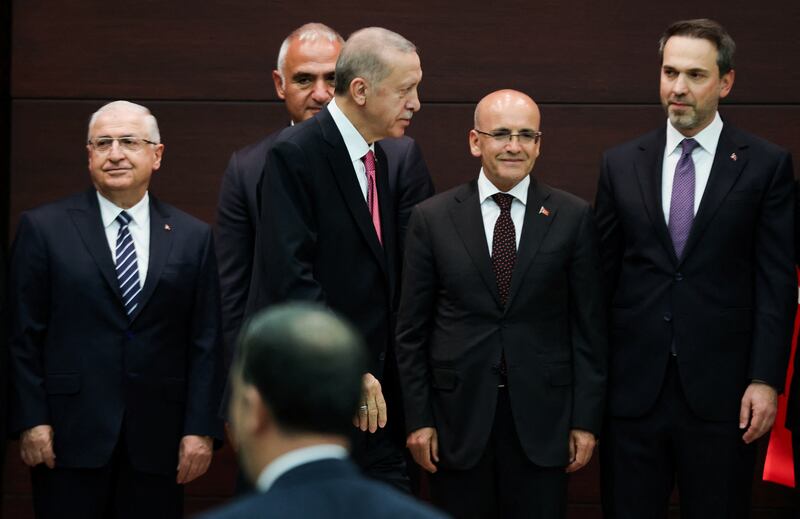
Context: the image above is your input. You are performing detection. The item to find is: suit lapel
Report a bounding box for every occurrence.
[129,196,173,322]
[318,109,388,275]
[68,190,123,304]
[679,126,747,264]
[449,181,501,307]
[634,128,676,263]
[506,179,555,309]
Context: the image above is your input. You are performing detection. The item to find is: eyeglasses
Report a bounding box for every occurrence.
[474,129,543,144]
[87,137,159,153]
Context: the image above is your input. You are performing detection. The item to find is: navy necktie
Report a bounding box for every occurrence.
[115,211,141,317]
[668,138,699,259]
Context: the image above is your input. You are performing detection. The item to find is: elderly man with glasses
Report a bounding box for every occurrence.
[395,89,607,519]
[8,100,224,518]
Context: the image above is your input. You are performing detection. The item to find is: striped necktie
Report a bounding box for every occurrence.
[115,211,141,317]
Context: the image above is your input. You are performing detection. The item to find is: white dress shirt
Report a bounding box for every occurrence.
[327,98,374,202]
[661,112,723,222]
[97,191,150,285]
[255,444,349,493]
[477,170,529,255]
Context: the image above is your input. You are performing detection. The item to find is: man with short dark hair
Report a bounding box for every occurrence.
[595,18,795,517]
[247,27,424,491]
[199,303,447,519]
[215,23,432,369]
[9,100,224,518]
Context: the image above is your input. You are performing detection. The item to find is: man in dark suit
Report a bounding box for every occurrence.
[595,19,796,517]
[215,22,433,367]
[8,101,224,518]
[199,303,447,519]
[396,89,607,518]
[247,27,423,491]
[0,250,7,507]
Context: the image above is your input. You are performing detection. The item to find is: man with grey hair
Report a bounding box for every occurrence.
[199,303,447,518]
[215,23,432,387]
[246,27,423,491]
[9,100,224,517]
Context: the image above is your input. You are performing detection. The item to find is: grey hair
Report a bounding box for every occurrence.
[334,27,417,95]
[87,100,161,143]
[276,23,344,87]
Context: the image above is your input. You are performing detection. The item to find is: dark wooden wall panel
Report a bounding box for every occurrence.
[7,0,800,515]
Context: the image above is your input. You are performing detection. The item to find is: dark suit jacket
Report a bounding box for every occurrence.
[595,124,795,422]
[784,180,800,431]
[216,128,432,369]
[8,189,224,474]
[396,179,608,469]
[198,458,448,519]
[247,107,402,379]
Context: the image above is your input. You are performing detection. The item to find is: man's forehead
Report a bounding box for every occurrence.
[90,110,146,134]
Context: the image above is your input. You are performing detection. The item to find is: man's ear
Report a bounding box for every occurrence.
[242,385,273,435]
[272,70,287,100]
[349,78,368,106]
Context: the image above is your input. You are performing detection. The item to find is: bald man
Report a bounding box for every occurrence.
[396,90,607,518]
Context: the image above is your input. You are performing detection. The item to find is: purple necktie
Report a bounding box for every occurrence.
[668,138,699,259]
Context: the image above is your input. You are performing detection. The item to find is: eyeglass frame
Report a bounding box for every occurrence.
[87,136,160,152]
[473,128,543,144]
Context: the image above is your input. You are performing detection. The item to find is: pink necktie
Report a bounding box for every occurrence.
[363,150,382,244]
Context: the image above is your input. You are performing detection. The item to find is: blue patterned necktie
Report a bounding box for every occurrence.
[668,138,699,259]
[115,211,141,317]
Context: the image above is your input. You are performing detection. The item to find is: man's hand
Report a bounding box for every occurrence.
[352,373,387,433]
[565,429,596,473]
[740,381,778,444]
[20,424,55,468]
[407,427,439,473]
[176,435,213,484]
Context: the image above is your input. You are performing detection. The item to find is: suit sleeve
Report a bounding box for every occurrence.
[8,213,52,433]
[749,151,796,390]
[568,205,608,434]
[184,228,225,440]
[395,140,435,249]
[251,141,327,309]
[594,152,623,299]
[395,206,437,433]
[215,151,254,371]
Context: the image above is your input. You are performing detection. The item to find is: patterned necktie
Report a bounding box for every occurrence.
[668,138,699,259]
[491,193,516,306]
[363,150,382,245]
[115,211,141,317]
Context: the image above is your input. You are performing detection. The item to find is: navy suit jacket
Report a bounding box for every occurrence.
[215,127,432,368]
[198,458,448,519]
[595,123,795,421]
[396,179,607,469]
[8,189,224,474]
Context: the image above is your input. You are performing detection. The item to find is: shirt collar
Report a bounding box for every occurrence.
[477,169,530,206]
[327,98,374,163]
[97,191,150,229]
[665,111,723,156]
[255,444,348,493]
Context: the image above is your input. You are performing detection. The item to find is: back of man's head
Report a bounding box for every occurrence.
[334,27,416,95]
[235,303,367,437]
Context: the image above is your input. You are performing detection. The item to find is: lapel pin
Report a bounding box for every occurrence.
[164,224,171,231]
[730,153,737,161]
[538,206,550,216]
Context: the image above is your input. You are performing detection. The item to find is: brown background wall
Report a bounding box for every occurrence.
[4,0,800,516]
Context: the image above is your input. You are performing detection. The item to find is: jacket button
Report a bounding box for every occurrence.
[674,273,684,281]
[663,313,672,322]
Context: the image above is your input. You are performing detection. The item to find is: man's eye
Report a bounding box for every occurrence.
[119,138,136,146]
[490,132,511,139]
[96,138,113,148]
[294,78,313,86]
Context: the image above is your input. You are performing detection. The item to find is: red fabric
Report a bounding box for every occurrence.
[762,268,800,487]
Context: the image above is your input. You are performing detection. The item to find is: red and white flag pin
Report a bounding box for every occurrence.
[730,153,737,161]
[538,206,550,216]
[164,224,172,231]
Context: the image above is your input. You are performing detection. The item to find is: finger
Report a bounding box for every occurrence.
[376,392,388,429]
[739,394,751,430]
[431,433,439,464]
[184,458,203,484]
[412,443,435,473]
[42,446,56,469]
[358,404,369,432]
[367,403,380,433]
[176,457,190,484]
[568,435,576,462]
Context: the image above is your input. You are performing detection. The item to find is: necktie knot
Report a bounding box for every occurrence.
[493,193,514,212]
[362,150,376,172]
[680,138,699,157]
[116,211,132,227]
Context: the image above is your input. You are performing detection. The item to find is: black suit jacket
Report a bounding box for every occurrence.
[215,127,432,368]
[396,179,608,469]
[247,107,403,378]
[198,458,448,519]
[595,123,795,422]
[8,189,224,474]
[784,180,800,431]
